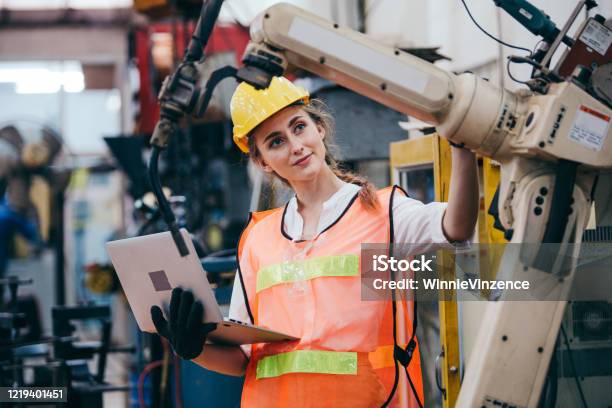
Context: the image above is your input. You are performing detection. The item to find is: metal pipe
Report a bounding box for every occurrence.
[540,0,586,68]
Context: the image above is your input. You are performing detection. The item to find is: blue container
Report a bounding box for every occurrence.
[180,360,244,408]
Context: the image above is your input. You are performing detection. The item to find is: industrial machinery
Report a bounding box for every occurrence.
[148,0,611,406]
[0,121,74,312]
[239,3,610,407]
[0,122,65,216]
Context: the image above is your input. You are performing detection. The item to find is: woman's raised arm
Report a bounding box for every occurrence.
[442,147,479,242]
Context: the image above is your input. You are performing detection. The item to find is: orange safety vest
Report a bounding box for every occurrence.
[236,186,424,408]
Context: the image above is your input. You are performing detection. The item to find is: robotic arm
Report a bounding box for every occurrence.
[244,3,610,241]
[237,3,611,407]
[245,2,611,169]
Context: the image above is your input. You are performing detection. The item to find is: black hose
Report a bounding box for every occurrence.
[185,0,225,61]
[148,146,189,256]
[381,186,424,408]
[147,1,226,256]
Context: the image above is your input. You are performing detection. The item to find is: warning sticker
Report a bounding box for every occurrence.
[579,19,612,55]
[568,105,610,151]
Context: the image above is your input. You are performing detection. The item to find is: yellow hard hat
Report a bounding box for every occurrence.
[230,76,309,153]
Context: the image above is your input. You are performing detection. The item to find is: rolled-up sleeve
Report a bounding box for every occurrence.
[392,194,451,244]
[392,193,474,251]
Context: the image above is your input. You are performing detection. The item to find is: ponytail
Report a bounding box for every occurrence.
[330,166,380,211]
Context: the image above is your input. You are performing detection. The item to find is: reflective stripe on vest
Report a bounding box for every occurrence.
[256,254,359,293]
[256,350,358,379]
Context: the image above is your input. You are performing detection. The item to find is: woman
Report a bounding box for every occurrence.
[151,76,479,407]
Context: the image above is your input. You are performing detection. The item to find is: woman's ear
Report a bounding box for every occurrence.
[261,162,274,173]
[253,155,273,173]
[317,123,326,140]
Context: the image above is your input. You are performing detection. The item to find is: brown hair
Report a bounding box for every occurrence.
[248,99,380,211]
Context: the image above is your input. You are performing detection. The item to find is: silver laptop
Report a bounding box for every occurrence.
[106,228,298,346]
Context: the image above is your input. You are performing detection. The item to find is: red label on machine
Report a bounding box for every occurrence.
[568,105,610,152]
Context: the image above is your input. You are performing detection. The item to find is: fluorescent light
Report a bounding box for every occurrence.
[1,0,132,9]
[15,76,62,94]
[62,71,85,93]
[0,63,84,94]
[0,68,49,83]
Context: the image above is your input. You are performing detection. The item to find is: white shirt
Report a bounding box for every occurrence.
[228,182,451,354]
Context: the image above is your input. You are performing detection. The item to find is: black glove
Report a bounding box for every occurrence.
[151,287,217,360]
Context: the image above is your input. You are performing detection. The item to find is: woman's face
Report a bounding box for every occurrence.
[251,104,327,183]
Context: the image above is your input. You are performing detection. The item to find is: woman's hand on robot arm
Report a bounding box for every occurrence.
[150,287,217,360]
